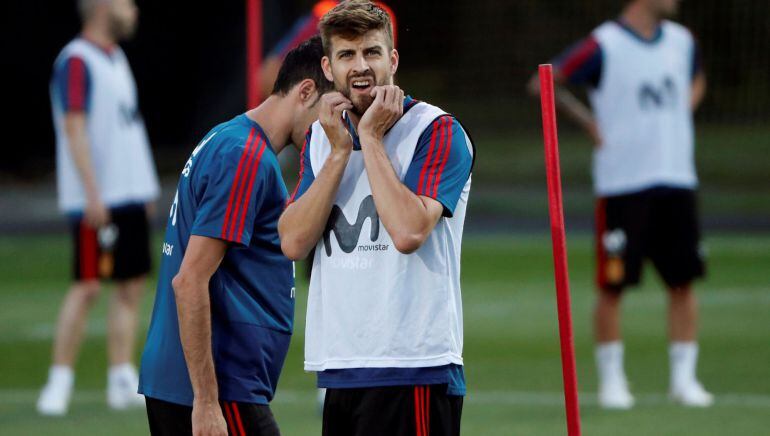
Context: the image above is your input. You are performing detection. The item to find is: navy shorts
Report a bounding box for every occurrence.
[70,203,151,281]
[323,384,463,436]
[595,187,706,291]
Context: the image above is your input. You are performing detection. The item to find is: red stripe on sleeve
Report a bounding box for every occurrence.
[67,57,87,111]
[424,117,450,197]
[221,128,256,240]
[560,37,599,79]
[226,134,260,241]
[430,118,454,198]
[234,137,267,243]
[231,402,247,436]
[223,402,238,436]
[416,120,441,196]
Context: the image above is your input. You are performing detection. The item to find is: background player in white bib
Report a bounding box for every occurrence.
[530,0,711,409]
[280,2,474,434]
[38,0,159,416]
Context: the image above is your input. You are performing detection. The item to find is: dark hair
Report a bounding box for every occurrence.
[319,0,394,56]
[271,36,333,96]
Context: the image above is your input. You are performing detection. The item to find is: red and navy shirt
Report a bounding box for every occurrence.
[52,55,91,112]
[139,115,295,406]
[51,38,117,113]
[553,19,702,88]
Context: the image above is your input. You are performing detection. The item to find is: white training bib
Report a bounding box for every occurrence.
[304,102,472,372]
[51,38,159,212]
[589,20,698,196]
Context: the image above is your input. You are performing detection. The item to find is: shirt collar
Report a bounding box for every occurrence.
[344,95,417,151]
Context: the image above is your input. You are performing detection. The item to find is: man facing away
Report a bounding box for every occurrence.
[280,2,474,435]
[529,0,712,409]
[138,37,333,436]
[39,0,160,416]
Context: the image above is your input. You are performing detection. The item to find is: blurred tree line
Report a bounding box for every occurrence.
[3,0,768,178]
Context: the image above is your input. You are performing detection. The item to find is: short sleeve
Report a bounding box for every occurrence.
[404,116,473,217]
[691,38,703,79]
[287,129,315,204]
[268,14,319,59]
[191,132,270,247]
[553,36,603,88]
[52,56,91,112]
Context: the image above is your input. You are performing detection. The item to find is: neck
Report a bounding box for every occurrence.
[246,95,292,155]
[346,111,362,130]
[621,1,662,39]
[82,22,116,50]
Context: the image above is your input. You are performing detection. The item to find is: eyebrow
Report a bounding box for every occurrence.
[335,48,355,58]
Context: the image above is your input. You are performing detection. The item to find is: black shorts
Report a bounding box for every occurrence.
[595,187,705,291]
[70,203,151,281]
[145,396,280,436]
[323,385,463,436]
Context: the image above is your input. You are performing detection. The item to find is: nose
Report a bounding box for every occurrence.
[352,53,370,75]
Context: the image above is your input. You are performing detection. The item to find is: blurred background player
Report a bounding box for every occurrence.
[37,0,159,416]
[529,0,711,409]
[138,37,333,436]
[280,2,473,434]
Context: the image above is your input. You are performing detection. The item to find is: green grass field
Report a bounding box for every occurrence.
[1,231,768,435]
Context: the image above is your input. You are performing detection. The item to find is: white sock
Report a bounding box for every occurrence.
[670,341,698,389]
[596,341,626,386]
[108,363,138,386]
[47,365,74,390]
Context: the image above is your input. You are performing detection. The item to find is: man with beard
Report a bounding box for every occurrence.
[38,0,159,415]
[529,0,711,409]
[279,2,474,434]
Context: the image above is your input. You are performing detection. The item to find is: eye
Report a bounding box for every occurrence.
[338,51,353,59]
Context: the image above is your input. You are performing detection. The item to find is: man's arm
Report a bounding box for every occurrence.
[64,113,109,227]
[56,56,108,227]
[527,36,603,146]
[527,71,602,147]
[691,71,706,111]
[279,93,353,260]
[172,235,228,436]
[358,86,445,254]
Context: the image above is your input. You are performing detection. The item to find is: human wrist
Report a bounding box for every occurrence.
[193,394,219,406]
[329,147,352,161]
[358,131,383,147]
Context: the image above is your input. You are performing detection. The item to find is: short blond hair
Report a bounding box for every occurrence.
[318,0,394,55]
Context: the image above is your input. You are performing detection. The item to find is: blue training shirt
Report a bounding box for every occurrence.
[139,114,295,406]
[289,96,473,395]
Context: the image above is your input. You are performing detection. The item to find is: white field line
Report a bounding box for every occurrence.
[1,389,769,408]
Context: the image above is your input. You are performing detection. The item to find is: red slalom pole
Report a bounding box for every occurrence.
[538,64,581,436]
[246,0,262,108]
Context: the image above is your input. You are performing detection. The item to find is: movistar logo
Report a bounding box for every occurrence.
[323,195,379,256]
[639,76,677,110]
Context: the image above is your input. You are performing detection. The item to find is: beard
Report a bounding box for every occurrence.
[109,15,137,41]
[337,71,382,116]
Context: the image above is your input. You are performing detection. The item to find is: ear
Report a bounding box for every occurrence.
[298,78,317,105]
[390,49,399,76]
[322,56,334,82]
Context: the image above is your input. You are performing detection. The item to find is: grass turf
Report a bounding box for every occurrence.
[0,232,769,435]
